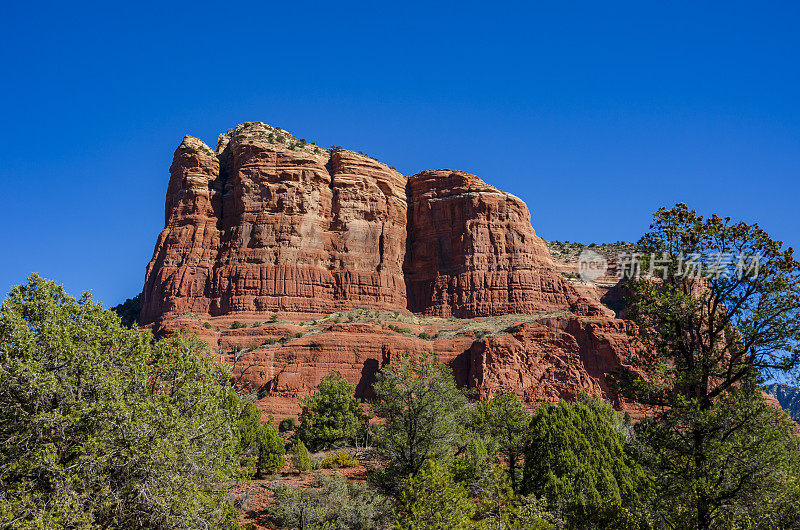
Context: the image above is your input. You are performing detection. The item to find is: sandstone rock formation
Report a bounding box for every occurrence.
[140,122,634,418]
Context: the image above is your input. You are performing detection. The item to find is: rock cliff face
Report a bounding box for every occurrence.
[141,122,634,417]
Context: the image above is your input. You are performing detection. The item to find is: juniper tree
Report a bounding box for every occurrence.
[611,204,800,529]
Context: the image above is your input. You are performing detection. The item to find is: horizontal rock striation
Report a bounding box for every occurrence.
[141,123,602,327]
[141,123,411,326]
[140,122,636,417]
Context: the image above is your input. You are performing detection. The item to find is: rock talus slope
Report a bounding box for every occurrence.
[140,122,635,417]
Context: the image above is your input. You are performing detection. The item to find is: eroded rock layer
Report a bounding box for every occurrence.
[141,123,410,326]
[140,122,635,417]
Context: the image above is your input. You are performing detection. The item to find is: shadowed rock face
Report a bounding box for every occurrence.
[141,123,600,327]
[140,122,637,418]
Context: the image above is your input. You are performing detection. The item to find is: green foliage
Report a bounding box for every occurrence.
[110,293,140,327]
[203,321,213,329]
[298,371,367,451]
[418,332,431,340]
[269,313,279,322]
[481,392,530,491]
[612,204,800,529]
[291,441,312,473]
[372,353,468,477]
[230,320,246,329]
[279,417,297,433]
[269,472,389,530]
[320,451,359,469]
[449,436,489,486]
[631,386,800,528]
[522,393,650,528]
[0,274,241,529]
[393,460,475,530]
[474,469,560,529]
[235,403,284,477]
[388,324,411,333]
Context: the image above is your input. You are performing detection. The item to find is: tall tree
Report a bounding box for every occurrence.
[612,203,800,529]
[0,274,242,529]
[480,392,530,492]
[371,353,467,477]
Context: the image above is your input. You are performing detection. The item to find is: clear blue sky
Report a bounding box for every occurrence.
[1,1,798,308]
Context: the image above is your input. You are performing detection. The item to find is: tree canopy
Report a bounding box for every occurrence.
[0,274,242,529]
[297,371,367,451]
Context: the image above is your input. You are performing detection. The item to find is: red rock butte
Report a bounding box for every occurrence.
[140,122,638,418]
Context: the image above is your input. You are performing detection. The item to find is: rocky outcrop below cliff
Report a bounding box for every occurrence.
[140,122,636,417]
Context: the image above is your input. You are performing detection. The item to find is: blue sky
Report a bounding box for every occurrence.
[1,1,798,307]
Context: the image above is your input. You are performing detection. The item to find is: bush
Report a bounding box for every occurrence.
[298,371,367,451]
[294,332,303,338]
[269,313,278,322]
[279,417,297,433]
[292,441,312,473]
[230,320,246,329]
[388,324,411,334]
[320,451,359,469]
[0,275,242,529]
[269,473,389,530]
[418,332,431,340]
[203,322,212,329]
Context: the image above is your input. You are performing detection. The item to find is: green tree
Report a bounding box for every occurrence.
[393,460,475,530]
[0,274,241,529]
[631,386,800,528]
[475,468,559,529]
[612,204,800,529]
[236,402,285,477]
[297,371,367,450]
[292,440,312,473]
[521,394,650,529]
[481,392,530,492]
[372,354,467,476]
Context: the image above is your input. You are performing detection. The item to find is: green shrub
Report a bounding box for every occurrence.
[269,473,389,529]
[237,403,286,477]
[250,322,261,327]
[230,321,246,329]
[292,441,312,473]
[298,372,367,450]
[0,275,243,529]
[269,313,279,322]
[394,460,475,529]
[320,451,359,469]
[294,332,303,339]
[263,338,278,345]
[418,332,431,340]
[388,324,411,334]
[203,322,212,329]
[279,417,297,433]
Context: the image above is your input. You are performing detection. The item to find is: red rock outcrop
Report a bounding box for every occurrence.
[405,170,600,317]
[141,123,410,327]
[140,122,635,418]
